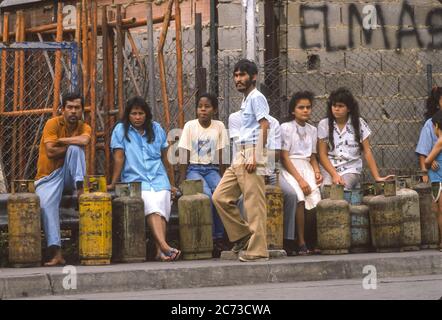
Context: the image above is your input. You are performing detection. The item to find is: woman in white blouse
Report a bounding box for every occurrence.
[279,91,322,255]
[317,87,393,189]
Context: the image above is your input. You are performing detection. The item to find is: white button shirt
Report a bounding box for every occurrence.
[281,120,317,160]
[317,117,371,175]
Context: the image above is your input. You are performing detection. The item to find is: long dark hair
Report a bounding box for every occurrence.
[122,96,155,143]
[327,87,362,151]
[425,86,442,120]
[283,91,314,123]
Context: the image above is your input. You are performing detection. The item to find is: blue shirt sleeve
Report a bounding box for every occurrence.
[252,95,270,122]
[416,120,434,156]
[110,123,125,151]
[156,122,169,149]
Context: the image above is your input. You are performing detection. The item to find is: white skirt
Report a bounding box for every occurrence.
[142,189,172,222]
[280,157,322,210]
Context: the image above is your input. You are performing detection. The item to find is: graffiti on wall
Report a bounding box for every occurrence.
[298,0,442,51]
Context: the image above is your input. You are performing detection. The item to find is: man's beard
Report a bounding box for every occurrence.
[236,79,253,93]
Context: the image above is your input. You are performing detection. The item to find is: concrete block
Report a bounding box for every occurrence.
[382,146,418,170]
[361,27,397,50]
[300,3,341,28]
[370,145,384,168]
[218,27,243,50]
[396,28,433,49]
[380,4,409,27]
[287,26,323,50]
[318,51,345,73]
[326,27,351,50]
[326,74,363,95]
[417,51,442,73]
[287,50,308,73]
[398,121,424,145]
[381,51,419,74]
[369,121,398,145]
[414,98,429,120]
[287,72,326,96]
[414,6,435,27]
[346,51,382,73]
[218,2,242,27]
[311,98,327,123]
[359,98,386,121]
[363,75,399,97]
[399,75,428,98]
[287,2,301,26]
[383,98,418,121]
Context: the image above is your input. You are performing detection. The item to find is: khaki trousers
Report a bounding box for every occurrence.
[212,146,268,258]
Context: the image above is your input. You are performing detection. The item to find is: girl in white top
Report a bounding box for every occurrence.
[317,87,393,189]
[280,91,323,255]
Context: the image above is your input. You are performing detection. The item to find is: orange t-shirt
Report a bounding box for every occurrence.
[35,116,92,180]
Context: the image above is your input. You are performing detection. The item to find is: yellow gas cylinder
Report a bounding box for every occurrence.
[7,180,41,267]
[265,174,284,250]
[112,182,146,263]
[178,180,213,260]
[79,176,112,265]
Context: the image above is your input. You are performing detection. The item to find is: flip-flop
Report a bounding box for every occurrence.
[155,252,171,262]
[164,248,181,261]
[297,244,312,256]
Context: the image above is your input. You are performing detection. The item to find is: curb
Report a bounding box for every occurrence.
[0,251,441,299]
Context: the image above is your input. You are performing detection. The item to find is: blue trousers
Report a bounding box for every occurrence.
[35,146,86,247]
[186,164,225,239]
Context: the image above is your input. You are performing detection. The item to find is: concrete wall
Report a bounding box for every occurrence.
[217,0,442,175]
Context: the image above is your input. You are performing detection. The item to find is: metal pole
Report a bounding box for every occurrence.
[146,1,157,119]
[427,64,433,96]
[116,4,124,120]
[175,0,184,129]
[209,0,219,96]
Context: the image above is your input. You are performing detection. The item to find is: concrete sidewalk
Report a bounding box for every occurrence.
[0,250,441,299]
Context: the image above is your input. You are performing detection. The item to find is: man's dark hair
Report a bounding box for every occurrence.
[233,59,258,78]
[62,91,84,109]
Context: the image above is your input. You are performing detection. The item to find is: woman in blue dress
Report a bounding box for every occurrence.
[416,87,442,183]
[109,96,180,261]
[416,88,442,251]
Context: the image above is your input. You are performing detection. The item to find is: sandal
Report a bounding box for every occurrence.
[312,248,321,255]
[155,252,171,262]
[297,244,312,256]
[163,248,181,261]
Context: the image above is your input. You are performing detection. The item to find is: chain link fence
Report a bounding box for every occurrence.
[0,46,78,189]
[0,23,439,190]
[215,52,433,179]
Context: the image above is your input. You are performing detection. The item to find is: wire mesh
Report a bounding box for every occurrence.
[0,48,76,187]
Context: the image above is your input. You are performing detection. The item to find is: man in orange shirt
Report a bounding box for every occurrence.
[35,92,91,266]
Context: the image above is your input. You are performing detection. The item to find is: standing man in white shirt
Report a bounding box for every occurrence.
[213,59,270,262]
